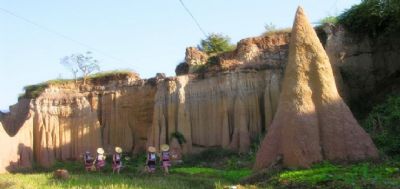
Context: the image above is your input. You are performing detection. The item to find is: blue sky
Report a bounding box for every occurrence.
[0,0,360,111]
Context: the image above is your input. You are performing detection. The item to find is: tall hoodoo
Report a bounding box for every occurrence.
[253,7,378,171]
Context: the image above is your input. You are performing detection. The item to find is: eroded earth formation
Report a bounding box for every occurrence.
[253,7,378,171]
[2,7,399,173]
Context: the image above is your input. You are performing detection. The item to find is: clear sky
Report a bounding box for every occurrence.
[0,0,360,111]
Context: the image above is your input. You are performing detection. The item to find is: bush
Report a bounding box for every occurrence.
[170,131,187,145]
[363,95,400,157]
[175,62,189,76]
[198,33,236,55]
[319,16,338,25]
[338,0,400,37]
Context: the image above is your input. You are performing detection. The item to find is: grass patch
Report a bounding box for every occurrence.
[87,70,137,80]
[19,79,73,99]
[2,150,399,188]
[172,167,251,182]
[0,172,227,189]
[262,27,291,37]
[259,161,400,188]
[18,70,138,100]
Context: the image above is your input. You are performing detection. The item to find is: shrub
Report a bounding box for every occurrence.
[319,16,338,25]
[198,33,236,55]
[170,131,187,145]
[363,95,400,157]
[175,62,189,76]
[338,0,400,37]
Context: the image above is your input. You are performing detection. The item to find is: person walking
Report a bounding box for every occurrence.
[146,146,157,173]
[112,146,123,174]
[160,144,171,175]
[95,147,106,171]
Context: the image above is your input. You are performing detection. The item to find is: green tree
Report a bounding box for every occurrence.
[61,51,100,85]
[198,33,235,55]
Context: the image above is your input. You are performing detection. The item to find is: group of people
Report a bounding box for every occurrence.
[146,144,171,175]
[83,146,123,173]
[83,144,171,175]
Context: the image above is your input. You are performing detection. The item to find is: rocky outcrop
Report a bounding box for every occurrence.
[253,7,378,171]
[186,47,208,73]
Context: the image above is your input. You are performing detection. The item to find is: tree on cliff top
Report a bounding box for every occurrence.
[60,51,100,85]
[198,33,235,55]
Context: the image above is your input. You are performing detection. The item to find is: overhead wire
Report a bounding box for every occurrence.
[0,6,139,70]
[178,0,208,37]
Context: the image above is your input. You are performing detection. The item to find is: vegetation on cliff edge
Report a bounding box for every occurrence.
[19,70,137,99]
[338,0,400,37]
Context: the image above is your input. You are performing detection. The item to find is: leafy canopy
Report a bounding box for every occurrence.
[198,33,235,55]
[338,0,400,37]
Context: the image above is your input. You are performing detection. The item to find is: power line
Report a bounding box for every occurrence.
[0,6,137,69]
[178,0,208,37]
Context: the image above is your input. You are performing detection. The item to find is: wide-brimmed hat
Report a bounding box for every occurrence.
[148,146,156,153]
[115,146,122,153]
[97,148,105,154]
[85,151,90,154]
[161,144,169,151]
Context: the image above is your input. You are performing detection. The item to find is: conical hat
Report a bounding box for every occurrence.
[115,147,122,153]
[161,144,169,151]
[148,146,156,153]
[97,148,105,154]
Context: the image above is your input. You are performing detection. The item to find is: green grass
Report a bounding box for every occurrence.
[259,161,400,189]
[0,152,252,189]
[0,172,227,189]
[2,150,400,189]
[19,79,73,99]
[87,70,137,80]
[172,167,251,182]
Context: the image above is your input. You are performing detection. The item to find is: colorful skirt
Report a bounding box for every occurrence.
[112,161,122,169]
[96,160,105,168]
[147,161,156,171]
[162,160,171,167]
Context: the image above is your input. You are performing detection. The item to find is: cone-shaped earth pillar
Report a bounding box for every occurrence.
[253,7,378,171]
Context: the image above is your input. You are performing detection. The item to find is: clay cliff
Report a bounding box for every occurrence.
[1,74,157,170]
[147,33,289,153]
[323,24,400,117]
